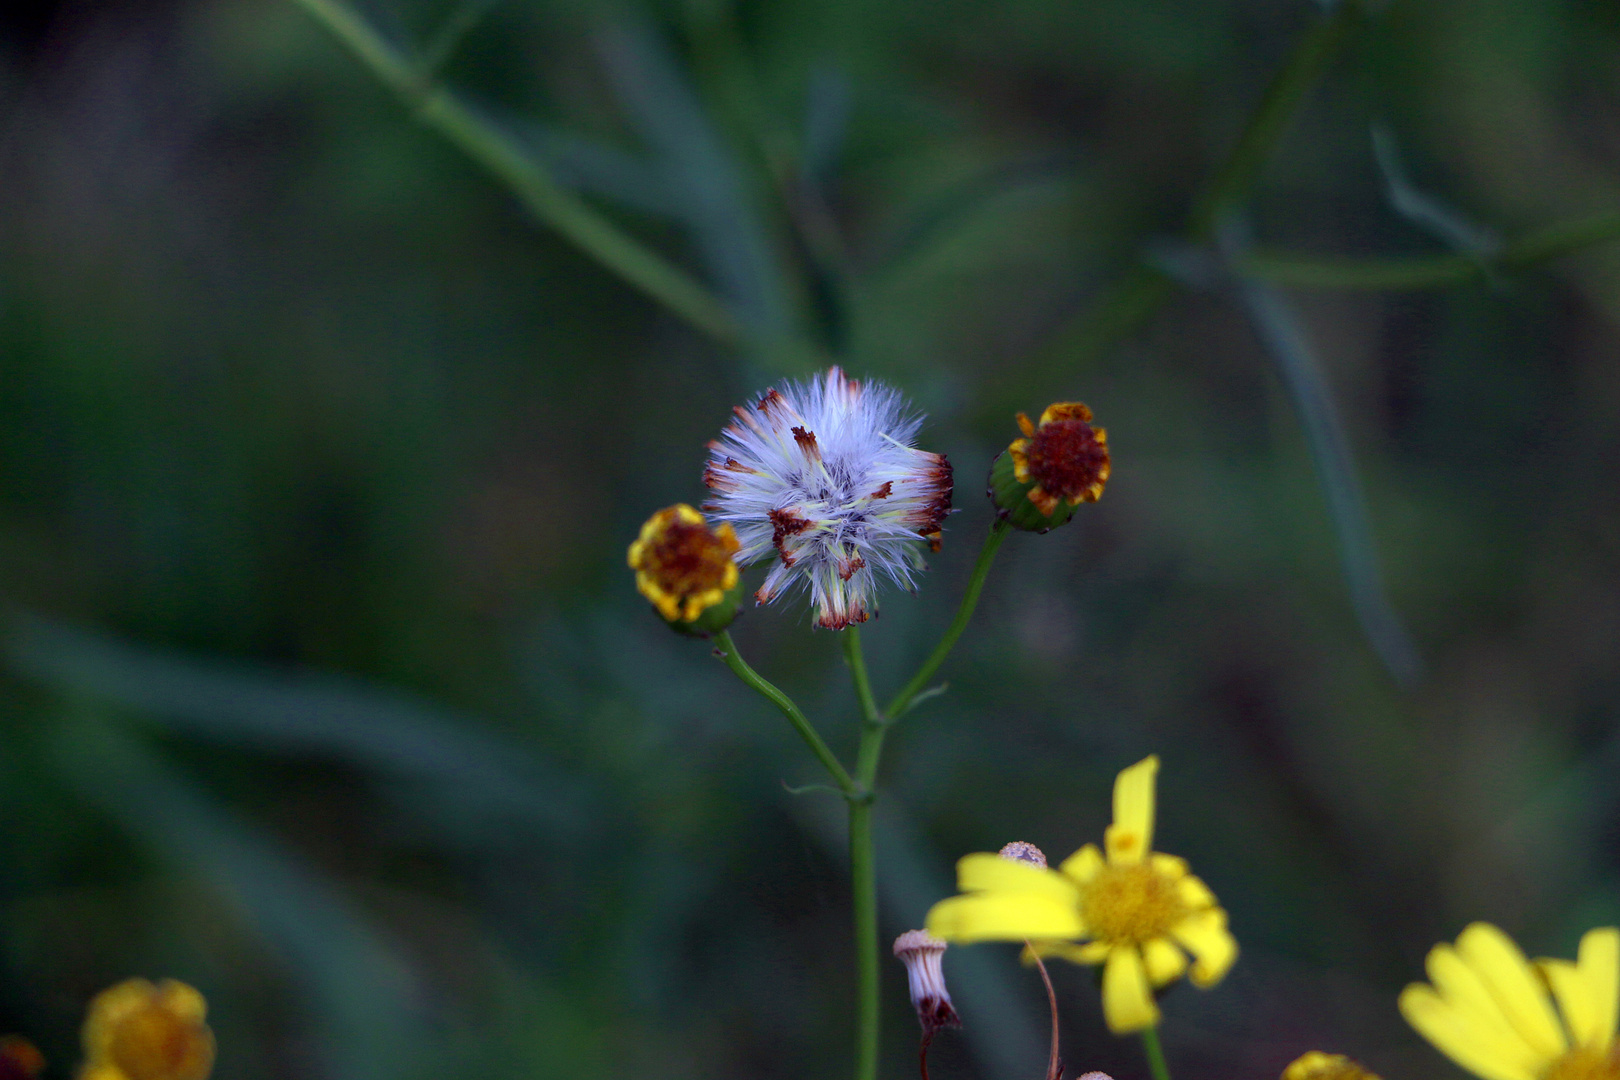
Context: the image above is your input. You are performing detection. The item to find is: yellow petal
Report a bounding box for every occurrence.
[1171,909,1237,986]
[82,979,156,1062]
[1579,927,1620,1050]
[926,893,1085,944]
[1399,984,1541,1080]
[1107,756,1158,865]
[1028,940,1112,966]
[1059,844,1105,884]
[1142,936,1187,987]
[1176,873,1217,911]
[1426,944,1522,1045]
[955,853,1081,907]
[1150,854,1187,880]
[155,980,207,1023]
[1101,946,1159,1033]
[1456,922,1566,1059]
[1543,961,1600,1051]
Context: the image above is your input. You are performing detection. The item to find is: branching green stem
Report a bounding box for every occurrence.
[1140,1024,1173,1080]
[287,0,744,346]
[848,794,879,1080]
[712,631,857,797]
[884,520,1011,721]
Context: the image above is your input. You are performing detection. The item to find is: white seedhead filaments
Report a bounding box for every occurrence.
[703,367,953,629]
[892,930,961,1033]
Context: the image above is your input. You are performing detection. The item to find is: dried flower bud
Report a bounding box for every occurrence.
[627,504,744,635]
[80,978,214,1080]
[997,841,1048,869]
[893,930,961,1033]
[989,402,1109,532]
[1282,1053,1381,1080]
[0,1038,43,1080]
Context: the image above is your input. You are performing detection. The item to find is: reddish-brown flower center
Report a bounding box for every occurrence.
[640,517,736,596]
[1026,419,1109,502]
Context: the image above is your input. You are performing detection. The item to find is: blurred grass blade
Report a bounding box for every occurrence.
[1232,268,1423,685]
[417,0,503,77]
[50,708,421,1080]
[521,125,679,217]
[595,19,790,337]
[802,66,852,182]
[1371,125,1500,257]
[6,614,589,835]
[286,0,744,346]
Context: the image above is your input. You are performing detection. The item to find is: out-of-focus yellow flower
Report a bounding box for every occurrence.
[627,504,742,629]
[1400,923,1620,1080]
[1282,1051,1380,1080]
[80,979,214,1080]
[925,756,1236,1034]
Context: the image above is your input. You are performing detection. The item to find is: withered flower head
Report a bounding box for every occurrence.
[703,367,953,630]
[0,1037,43,1080]
[627,504,743,633]
[893,930,961,1034]
[990,402,1110,532]
[999,841,1048,869]
[79,978,214,1080]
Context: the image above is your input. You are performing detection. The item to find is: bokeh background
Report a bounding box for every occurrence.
[2,0,1620,1077]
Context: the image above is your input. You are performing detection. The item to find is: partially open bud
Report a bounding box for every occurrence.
[893,930,961,1034]
[1282,1052,1381,1080]
[80,978,214,1080]
[627,504,744,635]
[0,1038,43,1080]
[989,402,1109,532]
[998,841,1047,868]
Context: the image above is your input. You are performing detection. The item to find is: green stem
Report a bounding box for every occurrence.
[1236,210,1620,290]
[848,793,879,1080]
[884,519,1011,721]
[844,625,882,727]
[287,0,744,347]
[712,631,858,797]
[1139,1024,1172,1080]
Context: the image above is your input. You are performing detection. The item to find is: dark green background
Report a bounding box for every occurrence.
[1,0,1618,1077]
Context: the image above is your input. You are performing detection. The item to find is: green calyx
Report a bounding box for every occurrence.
[987,450,1080,533]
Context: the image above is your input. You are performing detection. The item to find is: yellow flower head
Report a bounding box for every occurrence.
[1400,923,1620,1080]
[1008,403,1110,516]
[627,504,741,624]
[80,978,214,1080]
[1282,1052,1381,1080]
[925,755,1237,1034]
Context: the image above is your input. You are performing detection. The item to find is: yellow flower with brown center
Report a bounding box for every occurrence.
[627,504,742,628]
[1400,923,1620,1080]
[925,756,1236,1034]
[989,402,1110,532]
[1282,1052,1381,1080]
[79,979,214,1080]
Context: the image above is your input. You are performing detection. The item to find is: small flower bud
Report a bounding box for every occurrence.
[1076,1073,1115,1080]
[989,402,1109,532]
[893,930,961,1033]
[0,1037,43,1080]
[1282,1052,1381,1080]
[627,504,744,636]
[997,841,1048,868]
[80,978,215,1080]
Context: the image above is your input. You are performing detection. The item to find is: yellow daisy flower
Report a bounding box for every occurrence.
[79,978,215,1080]
[627,504,742,628]
[925,755,1237,1033]
[1400,923,1620,1080]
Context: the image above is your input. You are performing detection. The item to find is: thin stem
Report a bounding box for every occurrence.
[286,0,744,347]
[1188,0,1364,240]
[844,626,882,727]
[884,519,1011,721]
[1139,1024,1172,1080]
[711,631,858,797]
[849,796,879,1080]
[918,1028,935,1080]
[1028,948,1062,1080]
[1236,209,1620,290]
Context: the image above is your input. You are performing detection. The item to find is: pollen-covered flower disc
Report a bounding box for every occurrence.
[702,367,953,630]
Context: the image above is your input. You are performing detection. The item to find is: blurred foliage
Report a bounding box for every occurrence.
[2,0,1620,1078]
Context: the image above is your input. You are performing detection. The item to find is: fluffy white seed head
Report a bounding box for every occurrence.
[702,368,953,629]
